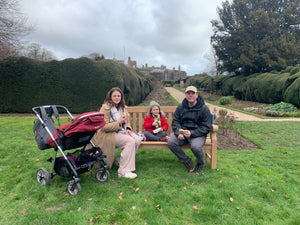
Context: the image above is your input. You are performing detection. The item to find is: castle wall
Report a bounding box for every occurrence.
[125,56,186,81]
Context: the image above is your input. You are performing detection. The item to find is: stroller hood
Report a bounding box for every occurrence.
[59,112,105,137]
[48,112,105,148]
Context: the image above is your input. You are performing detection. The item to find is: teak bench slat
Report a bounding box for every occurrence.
[127,106,218,169]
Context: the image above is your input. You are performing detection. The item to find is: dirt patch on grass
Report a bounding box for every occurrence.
[217,128,260,150]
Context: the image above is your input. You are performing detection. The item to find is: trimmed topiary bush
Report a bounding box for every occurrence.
[219,96,235,105]
[0,57,152,113]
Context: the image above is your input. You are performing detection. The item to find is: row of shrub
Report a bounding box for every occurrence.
[0,57,153,113]
[184,65,300,107]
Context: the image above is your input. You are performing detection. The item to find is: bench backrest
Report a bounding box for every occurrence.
[127,106,215,136]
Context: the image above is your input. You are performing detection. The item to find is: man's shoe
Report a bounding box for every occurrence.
[194,164,204,175]
[118,172,137,179]
[184,158,195,173]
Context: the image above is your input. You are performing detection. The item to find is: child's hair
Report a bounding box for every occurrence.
[147,101,161,115]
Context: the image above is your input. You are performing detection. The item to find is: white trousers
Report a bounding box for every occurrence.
[115,132,141,174]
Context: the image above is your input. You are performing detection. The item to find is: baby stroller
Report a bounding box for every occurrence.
[32,105,109,195]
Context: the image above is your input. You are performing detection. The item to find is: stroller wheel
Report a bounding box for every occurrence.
[95,168,110,182]
[66,180,81,195]
[36,168,50,185]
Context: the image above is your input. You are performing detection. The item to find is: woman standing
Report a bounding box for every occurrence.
[92,87,141,179]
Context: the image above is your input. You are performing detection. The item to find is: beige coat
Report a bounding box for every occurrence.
[92,103,131,168]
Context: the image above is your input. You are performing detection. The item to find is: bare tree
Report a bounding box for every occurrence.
[22,43,57,61]
[40,47,57,61]
[204,46,219,76]
[87,52,105,61]
[0,0,32,59]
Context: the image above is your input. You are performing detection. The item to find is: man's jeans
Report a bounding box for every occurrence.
[167,133,206,165]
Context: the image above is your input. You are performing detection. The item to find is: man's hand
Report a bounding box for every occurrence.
[178,134,185,140]
[179,129,191,138]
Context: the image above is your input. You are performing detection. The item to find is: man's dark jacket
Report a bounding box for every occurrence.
[172,96,211,138]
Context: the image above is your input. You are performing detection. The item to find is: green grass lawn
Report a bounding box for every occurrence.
[0,117,299,225]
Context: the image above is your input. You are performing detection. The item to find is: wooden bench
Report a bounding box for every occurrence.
[127,106,218,169]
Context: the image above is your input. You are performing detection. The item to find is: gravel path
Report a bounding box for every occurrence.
[165,87,300,121]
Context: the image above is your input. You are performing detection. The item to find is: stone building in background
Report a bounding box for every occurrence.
[113,56,186,81]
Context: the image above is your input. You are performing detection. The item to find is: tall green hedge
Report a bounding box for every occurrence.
[186,66,300,107]
[0,57,152,113]
[283,74,300,107]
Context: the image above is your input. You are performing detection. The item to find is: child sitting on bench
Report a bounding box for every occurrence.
[143,101,169,142]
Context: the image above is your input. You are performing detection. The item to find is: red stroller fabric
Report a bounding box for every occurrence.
[47,112,105,148]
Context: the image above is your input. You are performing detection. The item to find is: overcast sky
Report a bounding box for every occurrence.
[20,0,224,75]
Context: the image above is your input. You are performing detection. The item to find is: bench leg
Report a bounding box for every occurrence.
[210,145,217,169]
[210,151,217,169]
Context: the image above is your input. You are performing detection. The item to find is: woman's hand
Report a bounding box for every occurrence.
[118,115,126,124]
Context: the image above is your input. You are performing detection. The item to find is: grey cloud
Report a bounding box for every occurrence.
[21,0,224,75]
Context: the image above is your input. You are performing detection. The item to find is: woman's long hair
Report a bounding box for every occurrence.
[104,87,126,109]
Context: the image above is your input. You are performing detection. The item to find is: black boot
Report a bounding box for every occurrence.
[183,158,195,173]
[194,163,204,174]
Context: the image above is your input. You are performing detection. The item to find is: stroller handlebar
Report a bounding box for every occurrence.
[32,105,74,120]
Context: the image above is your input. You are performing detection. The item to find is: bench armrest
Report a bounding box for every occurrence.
[211,124,218,132]
[210,124,218,141]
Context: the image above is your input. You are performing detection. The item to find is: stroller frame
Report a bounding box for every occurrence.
[33,105,109,195]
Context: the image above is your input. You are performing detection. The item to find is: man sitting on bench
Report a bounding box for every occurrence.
[167,86,212,175]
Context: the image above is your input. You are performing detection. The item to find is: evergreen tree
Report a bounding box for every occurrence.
[211,0,300,75]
